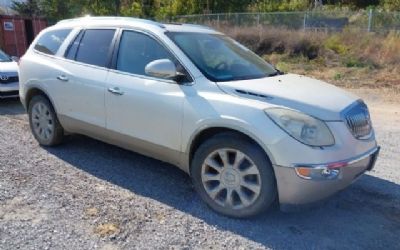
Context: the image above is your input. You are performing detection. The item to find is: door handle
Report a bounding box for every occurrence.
[108,87,124,95]
[57,75,69,82]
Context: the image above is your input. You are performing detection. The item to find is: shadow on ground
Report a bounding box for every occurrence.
[0,98,25,115]
[44,134,400,249]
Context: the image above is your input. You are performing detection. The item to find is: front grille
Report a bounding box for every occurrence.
[344,101,372,139]
[0,75,18,84]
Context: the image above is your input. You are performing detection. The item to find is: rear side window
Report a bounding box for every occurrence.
[67,29,115,68]
[34,29,71,55]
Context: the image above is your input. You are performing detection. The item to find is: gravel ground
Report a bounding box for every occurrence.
[0,89,399,250]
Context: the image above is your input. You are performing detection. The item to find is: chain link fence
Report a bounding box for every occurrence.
[175,10,400,33]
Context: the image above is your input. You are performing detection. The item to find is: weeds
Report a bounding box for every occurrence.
[218,25,400,89]
[221,25,400,70]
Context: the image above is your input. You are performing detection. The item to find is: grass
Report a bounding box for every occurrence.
[217,25,400,92]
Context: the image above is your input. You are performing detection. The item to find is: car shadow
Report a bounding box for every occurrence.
[45,135,400,249]
[0,98,25,115]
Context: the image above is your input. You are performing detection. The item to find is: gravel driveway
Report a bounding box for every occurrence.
[1,90,399,250]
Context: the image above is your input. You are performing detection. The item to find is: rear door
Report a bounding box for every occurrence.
[57,29,117,128]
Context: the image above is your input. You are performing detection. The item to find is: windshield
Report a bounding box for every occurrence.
[167,32,278,82]
[0,50,11,62]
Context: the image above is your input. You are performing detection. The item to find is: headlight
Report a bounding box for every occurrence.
[265,108,335,147]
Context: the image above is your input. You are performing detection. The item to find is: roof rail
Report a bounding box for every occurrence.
[57,16,166,28]
[181,23,214,30]
[163,22,214,30]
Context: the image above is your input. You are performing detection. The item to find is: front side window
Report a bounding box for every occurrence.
[116,30,174,76]
[67,29,116,67]
[34,29,72,55]
[167,32,278,82]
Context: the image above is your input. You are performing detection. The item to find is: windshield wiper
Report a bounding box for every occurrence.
[268,69,284,77]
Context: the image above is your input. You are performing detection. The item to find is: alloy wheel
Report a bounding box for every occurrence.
[31,102,55,142]
[201,148,262,210]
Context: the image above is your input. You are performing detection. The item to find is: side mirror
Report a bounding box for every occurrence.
[145,59,178,80]
[11,56,19,62]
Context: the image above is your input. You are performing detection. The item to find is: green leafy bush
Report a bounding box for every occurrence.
[324,35,348,55]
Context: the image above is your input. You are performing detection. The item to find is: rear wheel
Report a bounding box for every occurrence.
[191,132,277,218]
[28,95,64,146]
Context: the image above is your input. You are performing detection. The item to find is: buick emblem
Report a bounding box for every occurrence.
[0,75,8,81]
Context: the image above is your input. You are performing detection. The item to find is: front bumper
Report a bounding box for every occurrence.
[0,82,19,99]
[274,146,380,211]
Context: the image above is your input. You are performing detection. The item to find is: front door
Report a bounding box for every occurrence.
[105,30,186,156]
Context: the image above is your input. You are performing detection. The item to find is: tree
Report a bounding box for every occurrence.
[11,0,41,17]
[382,0,400,10]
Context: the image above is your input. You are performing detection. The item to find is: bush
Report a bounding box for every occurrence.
[324,35,348,55]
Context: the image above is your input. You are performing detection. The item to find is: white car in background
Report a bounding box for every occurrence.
[19,17,380,218]
[0,49,19,99]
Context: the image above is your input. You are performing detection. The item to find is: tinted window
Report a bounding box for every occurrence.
[65,30,84,60]
[117,31,173,76]
[34,29,71,55]
[74,29,115,67]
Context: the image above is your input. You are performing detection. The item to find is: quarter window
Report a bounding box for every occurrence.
[34,29,72,55]
[65,30,84,60]
[116,31,174,76]
[69,29,116,67]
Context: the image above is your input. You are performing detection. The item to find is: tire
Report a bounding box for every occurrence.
[191,132,277,218]
[28,95,64,146]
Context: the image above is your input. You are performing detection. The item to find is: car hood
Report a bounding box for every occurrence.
[216,73,359,121]
[0,61,18,72]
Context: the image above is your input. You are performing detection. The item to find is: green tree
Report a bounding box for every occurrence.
[382,0,400,10]
[11,0,41,17]
[11,0,400,23]
[120,0,142,17]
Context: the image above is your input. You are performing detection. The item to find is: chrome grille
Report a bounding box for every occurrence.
[0,72,18,84]
[0,76,18,84]
[344,101,372,139]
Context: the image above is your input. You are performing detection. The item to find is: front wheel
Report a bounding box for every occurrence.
[191,132,277,218]
[28,95,64,146]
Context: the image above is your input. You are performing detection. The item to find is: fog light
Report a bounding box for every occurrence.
[295,166,340,180]
[321,168,331,176]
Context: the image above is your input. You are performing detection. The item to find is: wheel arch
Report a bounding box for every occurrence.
[187,126,276,174]
[24,86,57,113]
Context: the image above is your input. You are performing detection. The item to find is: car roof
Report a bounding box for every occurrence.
[55,16,220,34]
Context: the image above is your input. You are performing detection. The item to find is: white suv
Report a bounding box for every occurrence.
[19,17,379,218]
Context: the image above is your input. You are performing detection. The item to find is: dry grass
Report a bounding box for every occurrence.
[85,207,99,217]
[217,25,400,91]
[94,223,120,237]
[222,26,324,59]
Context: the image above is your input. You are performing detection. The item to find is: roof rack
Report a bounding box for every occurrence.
[181,23,214,30]
[57,16,166,28]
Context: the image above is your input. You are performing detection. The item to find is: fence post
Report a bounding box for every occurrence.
[235,13,239,26]
[303,12,307,31]
[257,13,260,26]
[367,9,373,32]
